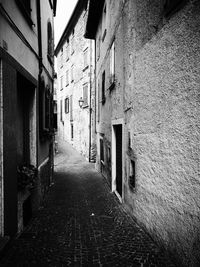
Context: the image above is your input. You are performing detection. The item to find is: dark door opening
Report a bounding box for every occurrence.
[115,124,122,197]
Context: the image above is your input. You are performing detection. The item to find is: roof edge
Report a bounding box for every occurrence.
[55,0,87,56]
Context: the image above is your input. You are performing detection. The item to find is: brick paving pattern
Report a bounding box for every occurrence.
[0,140,176,266]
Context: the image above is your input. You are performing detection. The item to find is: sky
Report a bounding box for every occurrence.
[54,0,79,47]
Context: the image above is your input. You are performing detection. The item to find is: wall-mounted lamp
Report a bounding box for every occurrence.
[78,97,84,108]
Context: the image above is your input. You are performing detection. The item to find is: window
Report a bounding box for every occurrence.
[71,123,74,140]
[45,87,51,129]
[129,160,136,191]
[102,71,105,104]
[60,76,63,90]
[110,40,115,86]
[71,65,74,82]
[39,82,52,134]
[71,30,75,55]
[128,131,131,148]
[47,21,53,63]
[15,0,33,26]
[60,48,63,68]
[66,40,69,61]
[107,146,111,167]
[66,70,69,86]
[102,3,107,42]
[97,36,101,61]
[70,95,73,121]
[100,138,104,172]
[83,48,88,70]
[83,83,88,107]
[60,99,63,122]
[164,0,187,17]
[97,79,100,123]
[65,97,69,113]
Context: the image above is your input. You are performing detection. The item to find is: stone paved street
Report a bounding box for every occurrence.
[0,140,176,266]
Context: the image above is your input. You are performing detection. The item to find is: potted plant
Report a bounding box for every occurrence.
[17,164,37,191]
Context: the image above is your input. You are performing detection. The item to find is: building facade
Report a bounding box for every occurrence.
[85,0,200,266]
[55,0,96,162]
[0,0,56,239]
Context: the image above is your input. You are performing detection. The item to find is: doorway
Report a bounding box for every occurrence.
[112,121,123,201]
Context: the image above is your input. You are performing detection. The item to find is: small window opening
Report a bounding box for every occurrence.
[129,160,136,191]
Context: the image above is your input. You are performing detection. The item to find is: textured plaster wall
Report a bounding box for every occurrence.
[95,0,200,265]
[95,0,125,174]
[122,1,200,266]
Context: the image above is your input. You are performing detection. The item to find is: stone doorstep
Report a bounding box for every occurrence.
[0,236,10,258]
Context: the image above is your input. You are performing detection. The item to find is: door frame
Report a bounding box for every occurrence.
[111,118,124,202]
[0,59,4,236]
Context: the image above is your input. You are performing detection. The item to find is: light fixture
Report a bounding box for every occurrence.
[78,97,84,108]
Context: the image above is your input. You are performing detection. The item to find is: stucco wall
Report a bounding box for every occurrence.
[123,1,200,266]
[0,0,39,79]
[94,0,200,266]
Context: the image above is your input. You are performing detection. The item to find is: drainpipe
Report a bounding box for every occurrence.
[89,38,97,163]
[89,40,92,162]
[36,0,42,168]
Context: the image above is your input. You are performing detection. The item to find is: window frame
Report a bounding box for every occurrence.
[15,0,34,27]
[39,82,53,135]
[66,70,69,86]
[83,47,89,71]
[102,2,107,42]
[71,30,75,55]
[60,99,63,122]
[102,71,106,104]
[66,40,69,61]
[109,39,115,88]
[71,65,74,83]
[47,21,53,64]
[60,76,63,90]
[65,97,69,114]
[60,48,63,68]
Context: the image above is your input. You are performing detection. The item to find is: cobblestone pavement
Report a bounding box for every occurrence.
[0,140,176,266]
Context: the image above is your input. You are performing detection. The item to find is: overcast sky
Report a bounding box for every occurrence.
[54,0,78,47]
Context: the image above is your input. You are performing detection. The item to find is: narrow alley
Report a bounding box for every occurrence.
[0,140,175,267]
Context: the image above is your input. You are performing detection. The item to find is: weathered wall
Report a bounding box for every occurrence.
[3,62,18,237]
[0,0,55,236]
[0,0,38,79]
[122,1,200,266]
[94,0,200,266]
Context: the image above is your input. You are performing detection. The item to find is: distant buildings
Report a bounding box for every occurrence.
[85,0,200,266]
[0,0,56,239]
[55,0,96,162]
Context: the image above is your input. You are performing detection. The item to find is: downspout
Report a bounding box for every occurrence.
[36,0,42,168]
[89,39,92,162]
[89,39,96,163]
[94,38,96,135]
